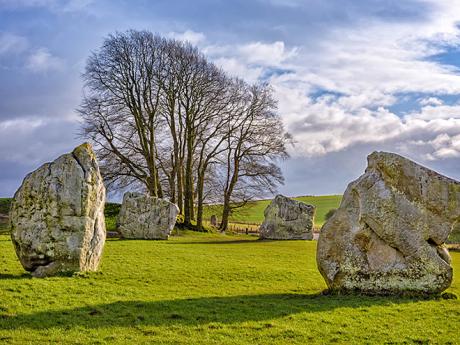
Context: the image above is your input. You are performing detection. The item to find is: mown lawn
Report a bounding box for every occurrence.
[0,231,459,344]
[204,195,342,228]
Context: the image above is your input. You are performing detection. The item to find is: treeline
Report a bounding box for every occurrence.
[79,30,288,231]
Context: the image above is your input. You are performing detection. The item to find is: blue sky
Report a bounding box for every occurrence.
[2,0,460,199]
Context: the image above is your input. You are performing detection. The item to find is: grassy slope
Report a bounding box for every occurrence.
[204,195,342,228]
[0,232,458,344]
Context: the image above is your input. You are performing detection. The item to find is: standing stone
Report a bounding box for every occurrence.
[317,151,460,295]
[210,215,218,227]
[117,192,179,240]
[10,143,106,277]
[259,195,315,240]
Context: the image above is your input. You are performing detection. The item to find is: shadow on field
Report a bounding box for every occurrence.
[0,293,430,329]
[0,273,30,280]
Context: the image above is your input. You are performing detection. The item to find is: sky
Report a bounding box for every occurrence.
[2,0,460,199]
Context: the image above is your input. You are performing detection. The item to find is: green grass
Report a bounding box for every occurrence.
[204,195,342,228]
[0,231,458,344]
[104,202,121,232]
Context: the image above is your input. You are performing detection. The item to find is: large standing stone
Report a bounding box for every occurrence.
[259,195,315,240]
[117,192,179,240]
[317,151,460,295]
[10,143,106,277]
[210,215,218,227]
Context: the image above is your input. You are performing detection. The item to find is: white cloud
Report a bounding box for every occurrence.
[26,48,64,73]
[238,41,298,66]
[419,97,444,106]
[0,116,79,165]
[280,94,460,158]
[200,0,460,165]
[168,30,206,45]
[213,57,264,82]
[0,32,28,55]
[0,117,43,131]
[406,104,460,120]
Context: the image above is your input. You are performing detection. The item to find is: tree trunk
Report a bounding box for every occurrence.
[220,194,231,232]
[155,168,163,198]
[177,162,184,214]
[190,180,195,221]
[169,170,176,204]
[146,175,157,197]
[196,170,205,231]
[184,127,194,226]
[219,156,239,232]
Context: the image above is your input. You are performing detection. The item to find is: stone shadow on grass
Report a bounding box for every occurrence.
[0,293,435,330]
[0,273,30,280]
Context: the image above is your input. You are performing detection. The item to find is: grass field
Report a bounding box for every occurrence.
[0,231,459,344]
[203,195,342,228]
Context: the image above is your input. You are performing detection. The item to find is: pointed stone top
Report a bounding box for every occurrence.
[72,142,95,158]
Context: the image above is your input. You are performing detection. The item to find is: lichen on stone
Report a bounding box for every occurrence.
[317,151,460,295]
[10,142,106,277]
[259,195,315,240]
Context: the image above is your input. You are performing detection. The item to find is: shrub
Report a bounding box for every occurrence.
[0,198,12,215]
[324,208,337,221]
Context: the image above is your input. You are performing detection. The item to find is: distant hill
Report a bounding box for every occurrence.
[203,195,343,228]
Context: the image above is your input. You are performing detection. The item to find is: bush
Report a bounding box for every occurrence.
[104,202,121,232]
[324,208,337,221]
[0,198,12,215]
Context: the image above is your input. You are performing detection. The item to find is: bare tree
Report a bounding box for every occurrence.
[79,30,288,232]
[79,30,168,196]
[218,83,288,232]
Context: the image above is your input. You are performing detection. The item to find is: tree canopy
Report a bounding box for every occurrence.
[79,30,288,231]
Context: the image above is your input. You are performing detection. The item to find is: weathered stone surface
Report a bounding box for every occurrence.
[259,195,315,240]
[210,215,218,227]
[317,151,460,295]
[117,192,179,240]
[10,143,106,277]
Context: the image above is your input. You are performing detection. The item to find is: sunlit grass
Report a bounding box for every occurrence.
[203,195,342,228]
[0,231,458,344]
